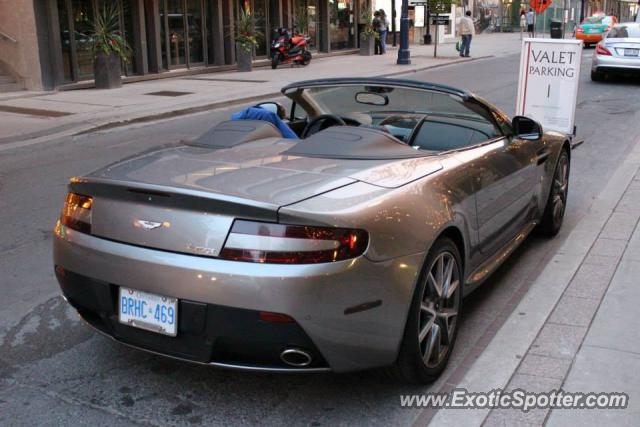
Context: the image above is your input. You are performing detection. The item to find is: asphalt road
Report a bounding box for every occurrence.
[1,50,639,426]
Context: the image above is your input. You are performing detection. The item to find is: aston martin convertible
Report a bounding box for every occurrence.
[53,78,571,383]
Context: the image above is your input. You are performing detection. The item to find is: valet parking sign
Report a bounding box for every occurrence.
[516,38,583,135]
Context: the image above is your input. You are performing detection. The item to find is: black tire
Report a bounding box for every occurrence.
[591,69,605,82]
[271,54,280,69]
[538,149,570,237]
[389,237,463,384]
[301,50,312,66]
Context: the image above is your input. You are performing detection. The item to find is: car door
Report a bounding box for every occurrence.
[454,109,540,257]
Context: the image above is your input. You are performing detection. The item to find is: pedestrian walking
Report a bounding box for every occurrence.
[373,11,382,55]
[457,11,474,58]
[379,9,389,54]
[520,10,526,39]
[526,8,535,37]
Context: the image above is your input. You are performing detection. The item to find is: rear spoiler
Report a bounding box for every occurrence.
[68,177,280,222]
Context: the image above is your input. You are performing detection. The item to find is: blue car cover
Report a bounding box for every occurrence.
[230,106,298,139]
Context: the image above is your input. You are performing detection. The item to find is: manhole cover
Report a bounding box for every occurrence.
[145,91,193,97]
[0,105,72,117]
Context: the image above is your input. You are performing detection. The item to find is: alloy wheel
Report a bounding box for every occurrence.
[552,154,569,228]
[418,252,461,368]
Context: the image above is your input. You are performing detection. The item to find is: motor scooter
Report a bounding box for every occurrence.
[270,27,312,69]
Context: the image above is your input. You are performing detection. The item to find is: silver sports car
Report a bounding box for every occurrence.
[53,78,571,383]
[591,22,640,81]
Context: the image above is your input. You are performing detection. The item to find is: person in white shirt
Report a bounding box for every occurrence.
[526,8,535,37]
[457,11,475,57]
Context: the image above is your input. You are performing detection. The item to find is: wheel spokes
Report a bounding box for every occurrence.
[428,271,442,299]
[437,308,458,344]
[423,323,441,365]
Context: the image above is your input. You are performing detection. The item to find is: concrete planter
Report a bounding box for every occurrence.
[360,35,375,56]
[236,42,254,72]
[94,52,122,89]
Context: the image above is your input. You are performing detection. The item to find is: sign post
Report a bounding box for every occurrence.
[516,38,583,135]
[430,15,450,57]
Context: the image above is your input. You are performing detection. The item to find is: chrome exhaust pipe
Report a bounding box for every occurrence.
[280,348,312,367]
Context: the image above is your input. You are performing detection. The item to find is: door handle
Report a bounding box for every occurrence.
[536,149,551,165]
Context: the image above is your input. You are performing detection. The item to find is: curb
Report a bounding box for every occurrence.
[0,55,495,153]
[421,135,640,427]
[80,56,493,135]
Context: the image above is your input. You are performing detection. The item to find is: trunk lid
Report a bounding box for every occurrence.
[74,141,441,256]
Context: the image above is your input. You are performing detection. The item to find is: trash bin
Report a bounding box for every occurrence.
[424,34,432,45]
[550,20,563,39]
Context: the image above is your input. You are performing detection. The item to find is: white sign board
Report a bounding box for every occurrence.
[516,39,583,135]
[415,5,425,27]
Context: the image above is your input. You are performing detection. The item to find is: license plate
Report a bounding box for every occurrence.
[624,48,639,57]
[119,287,178,336]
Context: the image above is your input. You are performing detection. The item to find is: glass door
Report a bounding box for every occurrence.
[71,0,96,79]
[187,0,205,64]
[166,0,187,66]
[162,0,206,68]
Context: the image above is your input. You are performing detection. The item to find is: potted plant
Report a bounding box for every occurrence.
[235,9,262,72]
[90,4,129,89]
[359,14,378,56]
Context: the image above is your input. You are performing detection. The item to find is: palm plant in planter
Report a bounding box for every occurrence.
[359,14,378,56]
[91,4,129,89]
[235,9,262,72]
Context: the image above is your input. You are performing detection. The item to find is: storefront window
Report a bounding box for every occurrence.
[329,0,355,50]
[295,0,318,49]
[56,0,140,82]
[238,0,271,57]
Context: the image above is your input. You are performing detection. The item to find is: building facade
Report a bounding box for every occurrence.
[0,0,372,90]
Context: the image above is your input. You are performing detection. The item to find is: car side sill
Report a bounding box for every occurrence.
[464,221,538,295]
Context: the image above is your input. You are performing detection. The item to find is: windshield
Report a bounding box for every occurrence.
[303,85,487,120]
[608,25,640,38]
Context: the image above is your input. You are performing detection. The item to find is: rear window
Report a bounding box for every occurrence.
[585,16,604,24]
[608,25,640,38]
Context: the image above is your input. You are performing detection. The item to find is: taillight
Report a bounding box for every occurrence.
[219,220,368,264]
[595,44,612,56]
[60,193,93,234]
[576,27,584,33]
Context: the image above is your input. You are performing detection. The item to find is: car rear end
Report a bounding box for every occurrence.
[577,15,615,45]
[592,23,640,78]
[53,168,423,373]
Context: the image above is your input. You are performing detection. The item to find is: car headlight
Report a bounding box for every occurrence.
[59,192,93,234]
[219,220,368,264]
[274,42,281,48]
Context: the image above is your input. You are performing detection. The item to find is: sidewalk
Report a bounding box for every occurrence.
[427,136,640,426]
[0,33,522,150]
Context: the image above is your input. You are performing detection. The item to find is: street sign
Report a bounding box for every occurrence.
[431,16,450,25]
[516,38,583,134]
[530,0,552,14]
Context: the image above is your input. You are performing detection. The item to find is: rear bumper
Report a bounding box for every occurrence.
[53,226,424,372]
[592,54,640,72]
[576,33,603,43]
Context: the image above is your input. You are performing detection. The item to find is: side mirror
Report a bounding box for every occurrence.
[255,101,287,119]
[512,116,542,140]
